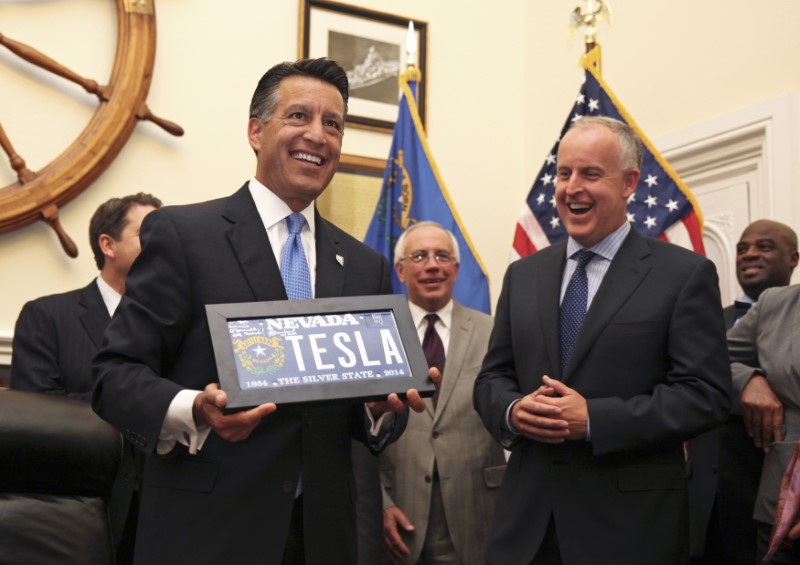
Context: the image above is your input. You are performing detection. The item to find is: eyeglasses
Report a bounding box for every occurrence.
[404,251,454,264]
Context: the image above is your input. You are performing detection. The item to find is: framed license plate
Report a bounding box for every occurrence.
[206,294,434,411]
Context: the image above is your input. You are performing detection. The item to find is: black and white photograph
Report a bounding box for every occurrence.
[299,0,427,131]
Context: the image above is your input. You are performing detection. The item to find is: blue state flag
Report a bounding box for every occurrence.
[364,69,491,313]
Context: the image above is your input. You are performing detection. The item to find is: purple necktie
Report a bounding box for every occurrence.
[422,314,445,406]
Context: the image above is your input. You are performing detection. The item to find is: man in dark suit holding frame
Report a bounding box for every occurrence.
[92,58,424,565]
[474,116,731,565]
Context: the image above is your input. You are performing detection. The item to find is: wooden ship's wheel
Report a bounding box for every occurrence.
[0,0,182,257]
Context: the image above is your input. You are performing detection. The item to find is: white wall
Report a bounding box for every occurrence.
[1,0,799,353]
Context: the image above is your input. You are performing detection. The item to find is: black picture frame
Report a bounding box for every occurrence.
[299,0,427,132]
[206,294,434,411]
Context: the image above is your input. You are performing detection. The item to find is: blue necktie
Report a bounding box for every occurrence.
[281,213,311,499]
[281,213,312,301]
[560,250,595,373]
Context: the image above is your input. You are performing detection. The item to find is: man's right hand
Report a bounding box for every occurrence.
[192,383,276,442]
[741,373,784,453]
[383,505,414,562]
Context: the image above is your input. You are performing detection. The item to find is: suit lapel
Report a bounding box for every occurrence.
[565,229,652,377]
[792,289,800,371]
[538,244,567,378]
[432,302,469,423]
[314,213,346,299]
[223,184,286,302]
[78,281,111,349]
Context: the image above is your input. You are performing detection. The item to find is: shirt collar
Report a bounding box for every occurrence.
[248,177,315,234]
[95,275,121,317]
[566,221,631,262]
[408,299,454,330]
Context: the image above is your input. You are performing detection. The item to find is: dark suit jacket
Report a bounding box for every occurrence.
[11,281,109,401]
[473,228,731,565]
[687,304,762,564]
[10,281,139,556]
[92,184,401,565]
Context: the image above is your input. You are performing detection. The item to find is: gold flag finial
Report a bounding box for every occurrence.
[569,0,612,53]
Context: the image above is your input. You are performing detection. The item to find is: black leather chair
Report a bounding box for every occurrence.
[0,388,121,564]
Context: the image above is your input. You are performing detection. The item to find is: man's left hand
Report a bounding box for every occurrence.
[535,375,589,440]
[367,367,440,417]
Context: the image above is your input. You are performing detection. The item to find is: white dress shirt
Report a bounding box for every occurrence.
[158,179,316,455]
[158,179,389,455]
[96,275,122,317]
[407,299,454,354]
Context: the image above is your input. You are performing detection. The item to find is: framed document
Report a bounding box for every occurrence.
[206,295,434,411]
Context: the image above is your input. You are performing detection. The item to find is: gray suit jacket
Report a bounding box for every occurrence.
[729,284,800,524]
[379,301,506,564]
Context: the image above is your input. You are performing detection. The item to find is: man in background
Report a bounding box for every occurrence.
[92,58,423,564]
[10,191,162,563]
[689,219,798,564]
[380,221,505,564]
[473,116,730,564]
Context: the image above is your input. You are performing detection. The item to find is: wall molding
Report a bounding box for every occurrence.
[656,93,800,228]
[0,334,11,367]
[654,93,800,301]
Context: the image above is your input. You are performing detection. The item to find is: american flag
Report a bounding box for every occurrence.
[512,52,705,260]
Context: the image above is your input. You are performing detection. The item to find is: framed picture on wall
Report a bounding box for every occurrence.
[318,154,385,240]
[299,0,427,132]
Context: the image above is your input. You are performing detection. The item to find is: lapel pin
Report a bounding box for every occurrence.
[336,254,344,267]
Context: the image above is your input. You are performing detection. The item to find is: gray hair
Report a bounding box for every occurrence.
[567,115,643,170]
[394,221,460,264]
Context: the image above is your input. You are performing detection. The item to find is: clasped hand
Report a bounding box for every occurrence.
[511,375,588,443]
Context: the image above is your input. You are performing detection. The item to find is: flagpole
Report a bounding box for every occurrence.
[403,21,421,102]
[364,19,492,312]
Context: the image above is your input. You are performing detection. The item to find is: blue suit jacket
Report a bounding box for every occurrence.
[474,228,731,565]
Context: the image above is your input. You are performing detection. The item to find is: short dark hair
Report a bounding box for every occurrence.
[89,193,162,270]
[249,58,349,123]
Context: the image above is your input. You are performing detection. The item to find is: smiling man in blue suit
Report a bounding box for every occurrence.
[474,116,731,565]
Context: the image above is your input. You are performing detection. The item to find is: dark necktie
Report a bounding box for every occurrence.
[281,213,312,301]
[734,300,751,323]
[422,314,445,407]
[559,250,595,373]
